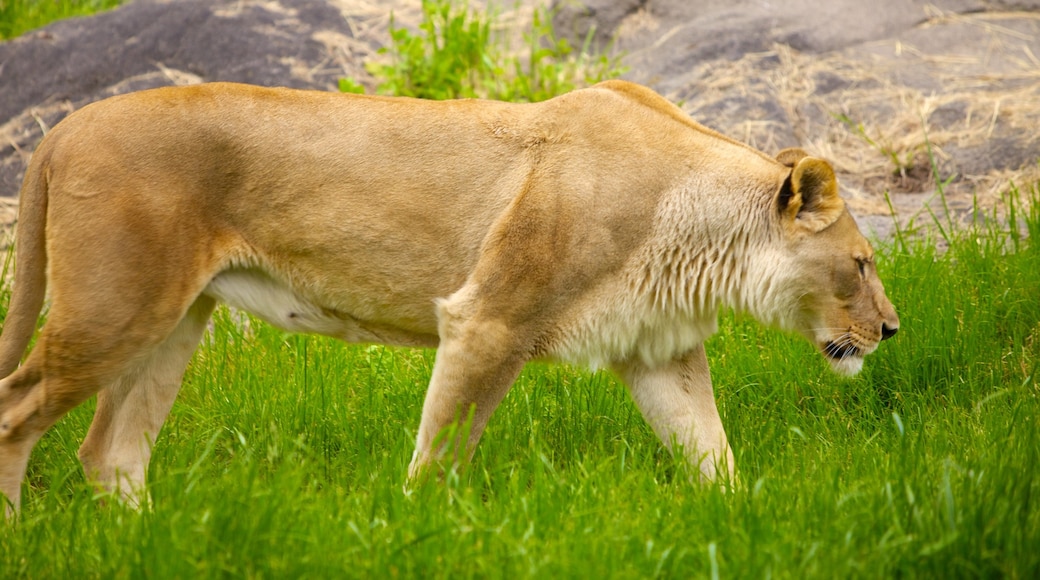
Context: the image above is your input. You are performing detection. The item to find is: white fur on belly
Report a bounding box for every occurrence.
[203,269,348,336]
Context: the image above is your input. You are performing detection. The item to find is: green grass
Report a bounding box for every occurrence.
[0,0,124,40]
[2,1,1039,577]
[1,182,1037,577]
[343,0,625,102]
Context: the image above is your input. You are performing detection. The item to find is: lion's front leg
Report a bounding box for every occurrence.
[408,290,527,481]
[614,345,736,484]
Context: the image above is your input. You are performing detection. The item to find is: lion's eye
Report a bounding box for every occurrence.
[856,258,867,277]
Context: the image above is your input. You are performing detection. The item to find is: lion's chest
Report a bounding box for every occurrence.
[550,299,719,370]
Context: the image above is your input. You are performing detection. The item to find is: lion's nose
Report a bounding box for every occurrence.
[881,322,899,340]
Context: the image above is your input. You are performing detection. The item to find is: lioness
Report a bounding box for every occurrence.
[0,80,898,512]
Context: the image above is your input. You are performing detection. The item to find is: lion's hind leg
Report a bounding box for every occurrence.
[77,295,216,507]
[0,286,216,515]
[0,366,46,514]
[0,333,156,514]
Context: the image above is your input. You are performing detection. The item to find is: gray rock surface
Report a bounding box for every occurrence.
[0,0,387,204]
[2,0,1039,239]
[554,0,1040,236]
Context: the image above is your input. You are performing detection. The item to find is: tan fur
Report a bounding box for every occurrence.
[0,81,899,513]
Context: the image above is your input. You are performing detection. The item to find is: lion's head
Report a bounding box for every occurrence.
[768,149,900,375]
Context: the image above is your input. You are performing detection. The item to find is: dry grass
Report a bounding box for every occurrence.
[659,6,1040,225]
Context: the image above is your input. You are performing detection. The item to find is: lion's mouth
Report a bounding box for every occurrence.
[823,341,860,360]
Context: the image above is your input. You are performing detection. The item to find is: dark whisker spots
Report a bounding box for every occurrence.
[824,339,859,360]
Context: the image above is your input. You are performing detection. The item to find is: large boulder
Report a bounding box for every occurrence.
[0,0,394,203]
[554,0,1040,236]
[2,0,1039,238]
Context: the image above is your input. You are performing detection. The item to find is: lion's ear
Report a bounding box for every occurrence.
[776,147,810,168]
[777,157,845,232]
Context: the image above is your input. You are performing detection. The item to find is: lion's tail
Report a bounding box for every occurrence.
[0,143,49,379]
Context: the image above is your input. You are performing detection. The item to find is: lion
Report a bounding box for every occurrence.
[0,80,898,513]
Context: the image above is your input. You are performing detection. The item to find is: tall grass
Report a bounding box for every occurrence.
[1,1,1038,577]
[0,0,124,40]
[343,0,626,101]
[1,179,1037,576]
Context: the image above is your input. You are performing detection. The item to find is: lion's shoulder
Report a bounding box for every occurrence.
[588,80,696,127]
[587,80,776,167]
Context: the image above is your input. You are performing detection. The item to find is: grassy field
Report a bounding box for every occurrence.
[0,182,1037,577]
[3,1,1039,578]
[0,0,124,39]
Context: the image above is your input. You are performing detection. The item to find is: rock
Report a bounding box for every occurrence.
[550,0,642,50]
[0,0,385,200]
[552,0,1040,232]
[2,0,1039,237]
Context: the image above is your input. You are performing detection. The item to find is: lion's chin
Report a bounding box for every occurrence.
[819,340,866,376]
[828,356,864,376]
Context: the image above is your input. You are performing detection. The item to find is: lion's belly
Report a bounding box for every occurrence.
[203,268,440,347]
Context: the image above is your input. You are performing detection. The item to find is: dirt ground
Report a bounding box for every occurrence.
[1,0,1038,239]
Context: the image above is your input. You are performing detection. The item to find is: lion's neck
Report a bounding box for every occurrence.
[553,180,791,369]
[631,183,781,321]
